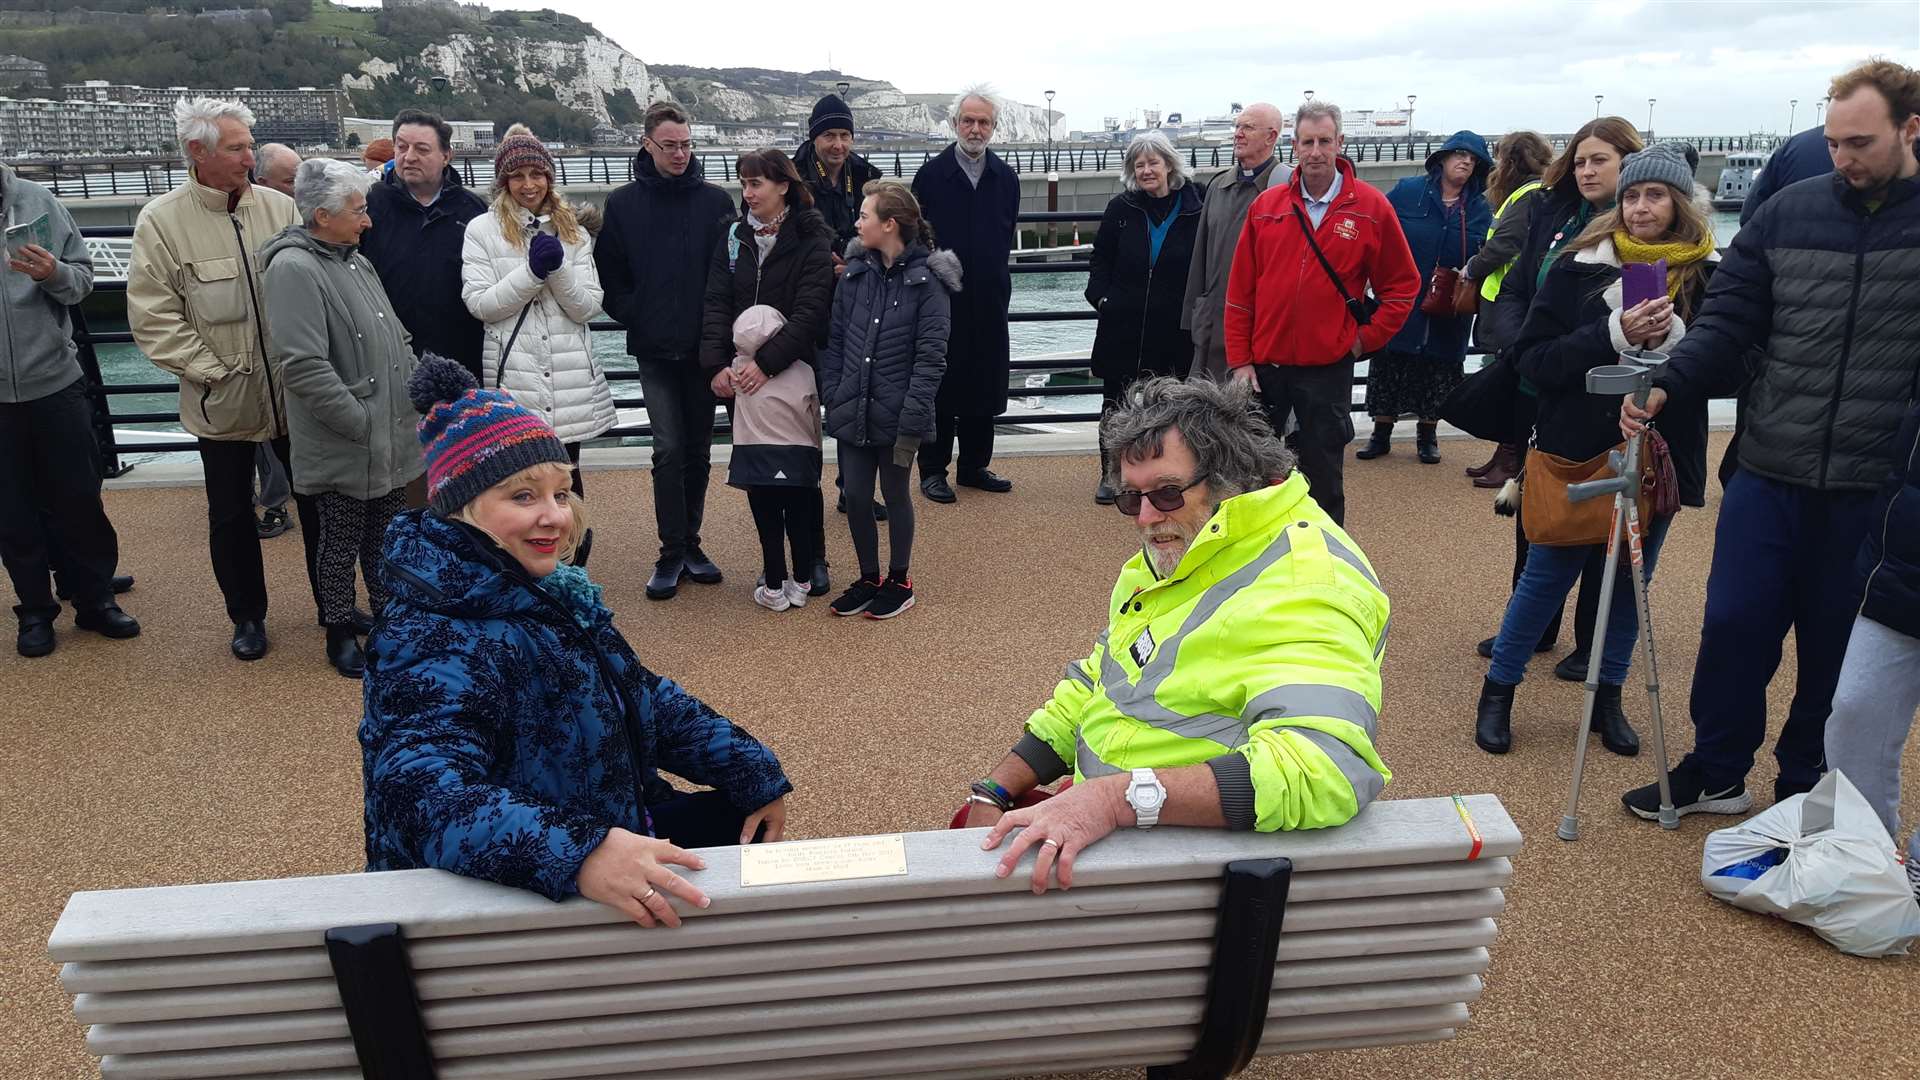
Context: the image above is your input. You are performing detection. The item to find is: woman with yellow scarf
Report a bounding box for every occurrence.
[1472,143,1717,757]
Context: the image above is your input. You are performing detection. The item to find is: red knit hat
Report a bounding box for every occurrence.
[493,124,554,189]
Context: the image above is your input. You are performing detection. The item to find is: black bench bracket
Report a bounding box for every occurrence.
[325,922,438,1079]
[1147,857,1294,1080]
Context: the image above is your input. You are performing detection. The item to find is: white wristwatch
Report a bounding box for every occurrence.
[1126,767,1167,829]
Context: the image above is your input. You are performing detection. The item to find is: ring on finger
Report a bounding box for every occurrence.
[639,886,657,902]
[1041,839,1061,849]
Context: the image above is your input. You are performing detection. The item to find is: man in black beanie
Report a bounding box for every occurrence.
[795,92,882,273]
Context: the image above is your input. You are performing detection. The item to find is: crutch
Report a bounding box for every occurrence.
[1557,349,1679,840]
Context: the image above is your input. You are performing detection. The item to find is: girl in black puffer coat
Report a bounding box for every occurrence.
[819,180,961,620]
[699,149,835,608]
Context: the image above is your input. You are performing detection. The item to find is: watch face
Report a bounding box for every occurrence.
[1135,786,1163,809]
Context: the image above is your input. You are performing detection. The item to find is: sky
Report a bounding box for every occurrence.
[450,0,1917,136]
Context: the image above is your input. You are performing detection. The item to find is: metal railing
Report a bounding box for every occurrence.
[25,134,1783,199]
[76,211,1414,476]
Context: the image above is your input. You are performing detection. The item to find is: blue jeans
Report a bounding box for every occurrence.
[1682,470,1875,792]
[1489,512,1672,686]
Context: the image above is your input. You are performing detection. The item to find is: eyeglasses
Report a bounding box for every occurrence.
[1112,477,1205,517]
[650,138,696,153]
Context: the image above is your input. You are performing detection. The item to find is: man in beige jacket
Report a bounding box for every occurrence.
[128,97,317,660]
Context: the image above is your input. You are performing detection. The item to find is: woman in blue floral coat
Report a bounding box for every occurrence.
[361,357,792,927]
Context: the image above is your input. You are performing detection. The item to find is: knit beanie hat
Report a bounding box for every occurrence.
[1617,142,1697,195]
[493,123,555,188]
[808,94,854,141]
[408,355,570,516]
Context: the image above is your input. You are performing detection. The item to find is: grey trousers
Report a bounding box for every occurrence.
[1824,614,1920,862]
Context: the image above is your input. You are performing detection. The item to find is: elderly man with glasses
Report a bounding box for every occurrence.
[595,101,738,599]
[960,376,1392,892]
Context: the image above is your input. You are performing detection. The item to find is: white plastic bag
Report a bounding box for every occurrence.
[1700,769,1920,957]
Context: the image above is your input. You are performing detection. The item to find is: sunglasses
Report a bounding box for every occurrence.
[1113,477,1205,517]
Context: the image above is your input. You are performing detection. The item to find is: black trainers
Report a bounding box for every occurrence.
[830,576,882,616]
[864,573,915,620]
[1622,758,1752,821]
[256,507,291,539]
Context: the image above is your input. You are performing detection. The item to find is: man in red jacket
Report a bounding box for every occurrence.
[1224,101,1420,527]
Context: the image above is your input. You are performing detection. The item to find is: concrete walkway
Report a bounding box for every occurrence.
[5,437,1914,1079]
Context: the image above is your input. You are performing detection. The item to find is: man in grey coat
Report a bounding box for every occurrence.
[1182,102,1291,381]
[0,162,140,657]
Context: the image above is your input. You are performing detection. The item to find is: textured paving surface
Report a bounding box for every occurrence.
[4,437,1916,1079]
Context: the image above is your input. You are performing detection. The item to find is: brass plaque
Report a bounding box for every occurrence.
[738,834,910,887]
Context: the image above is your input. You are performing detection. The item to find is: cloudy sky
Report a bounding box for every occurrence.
[479,0,1916,136]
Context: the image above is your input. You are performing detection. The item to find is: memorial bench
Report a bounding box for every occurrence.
[48,794,1520,1080]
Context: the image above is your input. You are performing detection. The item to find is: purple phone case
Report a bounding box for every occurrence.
[1621,259,1667,310]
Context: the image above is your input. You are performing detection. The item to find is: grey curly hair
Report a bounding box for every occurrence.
[1100,376,1295,497]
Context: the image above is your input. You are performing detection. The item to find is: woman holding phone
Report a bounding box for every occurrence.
[1472,143,1716,757]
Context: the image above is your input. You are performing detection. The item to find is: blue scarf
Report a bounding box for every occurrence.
[540,562,607,631]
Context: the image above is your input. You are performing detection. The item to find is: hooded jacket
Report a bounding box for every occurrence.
[1857,399,1920,640]
[461,203,615,444]
[360,165,488,377]
[1181,156,1289,380]
[1015,473,1391,833]
[1224,158,1421,369]
[260,225,424,500]
[128,170,298,441]
[1512,235,1716,507]
[1653,170,1920,492]
[820,238,960,452]
[1384,131,1493,360]
[793,139,885,247]
[0,165,93,403]
[1087,183,1205,381]
[699,206,835,376]
[595,154,737,367]
[361,509,793,901]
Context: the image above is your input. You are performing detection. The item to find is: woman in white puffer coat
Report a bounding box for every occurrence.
[461,125,615,502]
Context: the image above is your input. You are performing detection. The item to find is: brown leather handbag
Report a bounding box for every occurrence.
[1521,443,1654,547]
[1421,199,1475,317]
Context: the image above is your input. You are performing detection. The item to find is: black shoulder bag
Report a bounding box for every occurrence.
[1292,208,1380,327]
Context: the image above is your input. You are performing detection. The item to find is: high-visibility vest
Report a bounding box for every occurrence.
[1478,180,1545,302]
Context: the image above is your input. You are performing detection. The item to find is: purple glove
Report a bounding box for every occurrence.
[529,232,564,279]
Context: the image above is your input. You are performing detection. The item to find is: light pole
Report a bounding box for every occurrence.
[1406,94,1416,160]
[1788,98,1798,132]
[1594,94,1604,119]
[1647,97,1656,137]
[1303,89,1314,102]
[1044,89,1056,172]
[1817,95,1829,124]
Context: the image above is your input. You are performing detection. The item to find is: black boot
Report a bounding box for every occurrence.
[1475,677,1516,754]
[1354,421,1393,460]
[1095,448,1115,505]
[1416,422,1441,464]
[325,624,365,679]
[1590,683,1640,756]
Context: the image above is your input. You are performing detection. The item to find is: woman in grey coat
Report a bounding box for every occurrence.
[262,158,424,678]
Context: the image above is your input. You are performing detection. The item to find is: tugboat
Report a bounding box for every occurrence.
[1713,151,1770,211]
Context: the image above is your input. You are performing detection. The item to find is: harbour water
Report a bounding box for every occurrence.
[88,210,1746,454]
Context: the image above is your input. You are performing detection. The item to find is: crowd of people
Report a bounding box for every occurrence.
[3,59,1918,914]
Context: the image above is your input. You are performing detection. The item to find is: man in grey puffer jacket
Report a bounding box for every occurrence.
[0,163,140,657]
[1619,60,1920,821]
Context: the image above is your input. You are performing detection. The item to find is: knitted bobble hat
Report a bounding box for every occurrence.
[493,123,555,189]
[408,354,570,517]
[1617,143,1697,196]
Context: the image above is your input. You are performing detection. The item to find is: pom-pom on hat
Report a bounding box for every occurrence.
[409,354,570,516]
[493,123,555,189]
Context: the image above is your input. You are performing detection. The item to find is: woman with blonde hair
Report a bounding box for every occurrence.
[1472,143,1716,758]
[362,357,792,926]
[461,124,613,552]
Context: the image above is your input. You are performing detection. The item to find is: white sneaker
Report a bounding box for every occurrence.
[752,585,791,612]
[782,578,809,608]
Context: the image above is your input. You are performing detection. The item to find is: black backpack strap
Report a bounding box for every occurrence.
[1292,208,1372,326]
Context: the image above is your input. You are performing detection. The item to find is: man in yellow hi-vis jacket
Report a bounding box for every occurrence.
[970,376,1390,892]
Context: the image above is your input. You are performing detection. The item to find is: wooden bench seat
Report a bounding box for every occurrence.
[49,794,1520,1080]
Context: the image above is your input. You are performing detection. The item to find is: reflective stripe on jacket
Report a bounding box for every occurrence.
[1024,473,1391,831]
[1478,180,1544,302]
